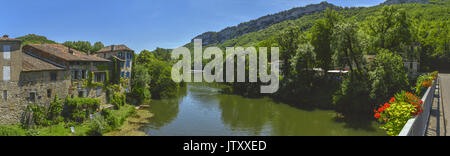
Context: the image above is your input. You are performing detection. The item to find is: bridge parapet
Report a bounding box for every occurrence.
[399,77,438,136]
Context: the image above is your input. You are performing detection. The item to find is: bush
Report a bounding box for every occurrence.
[369,50,409,103]
[64,97,101,123]
[101,105,136,132]
[89,115,107,136]
[0,125,26,136]
[374,91,423,136]
[333,71,372,120]
[48,95,63,120]
[26,104,48,126]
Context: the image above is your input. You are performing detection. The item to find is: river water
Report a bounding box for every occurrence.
[145,84,385,136]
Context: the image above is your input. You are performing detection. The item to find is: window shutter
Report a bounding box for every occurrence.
[3,45,11,60]
[3,66,10,81]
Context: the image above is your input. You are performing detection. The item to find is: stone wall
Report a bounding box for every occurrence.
[0,41,22,81]
[0,70,71,125]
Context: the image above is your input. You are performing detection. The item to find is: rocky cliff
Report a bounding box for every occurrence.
[191,1,339,46]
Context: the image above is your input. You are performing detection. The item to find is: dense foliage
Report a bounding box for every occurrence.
[64,97,101,123]
[369,50,409,103]
[16,34,57,46]
[130,50,181,100]
[63,41,105,54]
[217,1,448,124]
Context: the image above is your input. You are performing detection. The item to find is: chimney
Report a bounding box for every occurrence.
[111,45,115,52]
[2,35,9,38]
[68,47,74,55]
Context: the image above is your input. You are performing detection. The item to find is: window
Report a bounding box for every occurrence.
[3,91,6,101]
[29,92,36,102]
[126,60,131,68]
[126,72,130,78]
[78,91,85,98]
[77,70,82,80]
[82,70,86,79]
[126,53,132,59]
[73,70,79,80]
[3,66,10,81]
[121,72,125,78]
[47,89,52,98]
[3,45,11,60]
[50,72,57,81]
[97,87,102,97]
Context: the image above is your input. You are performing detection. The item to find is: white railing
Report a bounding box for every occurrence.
[398,77,438,136]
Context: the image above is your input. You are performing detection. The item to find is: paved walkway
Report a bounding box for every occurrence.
[441,74,450,136]
[427,74,450,136]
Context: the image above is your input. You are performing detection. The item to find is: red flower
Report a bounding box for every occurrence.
[390,97,396,103]
[384,103,390,108]
[378,107,384,113]
[374,113,381,119]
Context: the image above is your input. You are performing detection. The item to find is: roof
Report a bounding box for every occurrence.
[111,55,125,62]
[22,53,65,72]
[0,37,21,42]
[26,44,110,62]
[97,45,133,53]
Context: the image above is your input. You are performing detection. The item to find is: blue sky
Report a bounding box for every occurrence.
[2,0,385,53]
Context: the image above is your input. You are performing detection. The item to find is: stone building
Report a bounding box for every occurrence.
[97,45,134,92]
[0,36,71,125]
[23,44,111,103]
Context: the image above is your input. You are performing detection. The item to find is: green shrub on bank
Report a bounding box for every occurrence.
[88,115,107,136]
[0,125,27,136]
[64,97,101,123]
[101,104,136,132]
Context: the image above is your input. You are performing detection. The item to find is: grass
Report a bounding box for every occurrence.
[0,125,27,136]
[0,104,139,136]
[104,109,153,136]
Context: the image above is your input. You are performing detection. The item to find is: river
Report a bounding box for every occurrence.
[145,84,385,136]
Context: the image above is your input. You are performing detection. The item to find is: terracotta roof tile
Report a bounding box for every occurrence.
[26,44,110,62]
[22,53,65,72]
[98,45,133,53]
[0,37,21,42]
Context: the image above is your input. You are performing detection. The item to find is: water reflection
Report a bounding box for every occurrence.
[146,86,186,130]
[146,84,385,136]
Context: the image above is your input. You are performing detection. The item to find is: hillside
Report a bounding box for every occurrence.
[188,0,437,48]
[15,34,57,46]
[191,1,339,46]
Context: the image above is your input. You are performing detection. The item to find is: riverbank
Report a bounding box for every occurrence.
[0,104,141,136]
[104,109,153,136]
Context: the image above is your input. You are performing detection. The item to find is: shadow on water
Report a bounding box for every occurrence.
[146,86,187,130]
[146,84,385,136]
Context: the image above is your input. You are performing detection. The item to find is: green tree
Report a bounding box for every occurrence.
[92,42,105,54]
[311,8,341,74]
[369,50,409,103]
[16,34,57,46]
[63,41,93,53]
[364,6,411,51]
[153,47,172,62]
[136,50,180,99]
[277,27,301,76]
[332,20,364,75]
[130,64,152,103]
